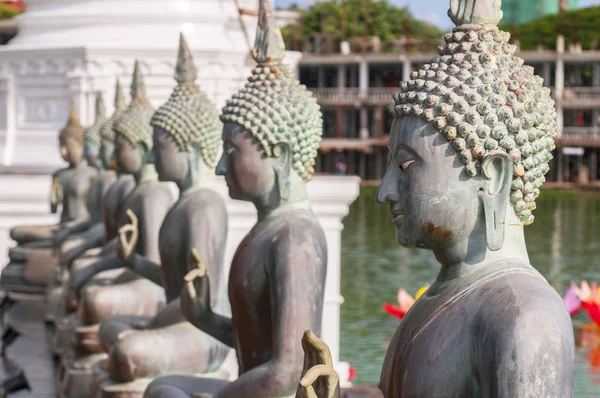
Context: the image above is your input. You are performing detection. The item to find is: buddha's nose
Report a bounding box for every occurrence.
[376,170,400,204]
[215,153,227,176]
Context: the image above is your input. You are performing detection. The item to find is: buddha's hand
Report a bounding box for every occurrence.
[181,249,214,327]
[573,280,600,305]
[296,330,340,398]
[118,209,138,266]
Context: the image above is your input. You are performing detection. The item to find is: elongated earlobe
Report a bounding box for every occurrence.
[272,142,291,201]
[480,152,512,251]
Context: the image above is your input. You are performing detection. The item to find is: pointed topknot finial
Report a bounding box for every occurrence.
[131,60,147,99]
[95,92,106,120]
[67,102,81,126]
[175,33,198,84]
[251,0,286,65]
[115,78,127,111]
[448,0,503,27]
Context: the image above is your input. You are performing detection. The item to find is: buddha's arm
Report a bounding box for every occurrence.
[183,271,233,347]
[60,223,106,265]
[127,254,164,286]
[139,193,172,264]
[68,252,124,294]
[477,297,574,397]
[55,219,94,243]
[214,232,323,398]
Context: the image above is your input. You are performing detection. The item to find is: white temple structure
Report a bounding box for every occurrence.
[0,0,359,383]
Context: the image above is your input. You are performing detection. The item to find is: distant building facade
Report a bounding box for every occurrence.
[299,36,600,185]
[502,0,579,25]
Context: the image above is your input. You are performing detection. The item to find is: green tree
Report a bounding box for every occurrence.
[282,0,442,46]
[500,6,600,51]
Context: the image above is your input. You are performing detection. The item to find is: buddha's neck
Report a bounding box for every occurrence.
[134,164,157,185]
[178,159,215,198]
[434,215,530,283]
[69,159,85,169]
[254,184,310,222]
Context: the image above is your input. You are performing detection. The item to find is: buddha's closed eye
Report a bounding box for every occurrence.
[400,160,415,170]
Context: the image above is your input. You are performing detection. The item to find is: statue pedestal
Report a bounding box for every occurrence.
[0,174,361,384]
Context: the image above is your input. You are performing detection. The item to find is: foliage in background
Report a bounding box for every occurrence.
[281,0,443,45]
[500,6,600,50]
[0,4,24,20]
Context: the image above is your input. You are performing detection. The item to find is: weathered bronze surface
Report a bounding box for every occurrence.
[296,1,575,397]
[10,104,97,246]
[58,62,174,398]
[92,35,230,395]
[144,1,327,397]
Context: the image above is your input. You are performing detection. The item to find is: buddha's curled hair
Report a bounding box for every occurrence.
[151,34,222,168]
[390,26,557,225]
[220,64,323,182]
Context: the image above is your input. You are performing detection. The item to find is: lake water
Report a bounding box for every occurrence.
[339,187,600,396]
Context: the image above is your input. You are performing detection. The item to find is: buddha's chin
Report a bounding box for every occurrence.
[394,230,414,248]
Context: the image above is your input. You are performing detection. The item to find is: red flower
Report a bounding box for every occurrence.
[348,366,357,381]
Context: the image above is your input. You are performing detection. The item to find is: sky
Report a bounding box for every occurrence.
[275,0,600,29]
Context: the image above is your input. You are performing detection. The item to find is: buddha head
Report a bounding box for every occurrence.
[84,92,108,170]
[99,79,128,170]
[376,0,556,260]
[149,34,221,186]
[58,103,85,166]
[114,61,156,176]
[217,0,322,202]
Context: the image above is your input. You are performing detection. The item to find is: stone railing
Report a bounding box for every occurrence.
[562,127,600,139]
[556,87,600,107]
[309,87,398,105]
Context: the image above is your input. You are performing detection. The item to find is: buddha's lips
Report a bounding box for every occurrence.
[391,209,405,224]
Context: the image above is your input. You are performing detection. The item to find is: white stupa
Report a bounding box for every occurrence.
[0,0,357,383]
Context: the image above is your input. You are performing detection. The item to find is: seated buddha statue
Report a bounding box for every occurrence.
[59,61,174,397]
[46,79,135,325]
[144,2,327,397]
[90,34,231,397]
[1,104,97,291]
[297,1,575,397]
[58,81,136,268]
[9,104,96,247]
[54,92,116,262]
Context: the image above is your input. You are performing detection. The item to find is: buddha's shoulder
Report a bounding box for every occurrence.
[135,180,173,197]
[53,167,71,180]
[473,265,571,334]
[271,209,326,244]
[185,188,226,210]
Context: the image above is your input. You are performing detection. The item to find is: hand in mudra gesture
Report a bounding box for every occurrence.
[181,249,213,326]
[118,209,138,265]
[296,330,340,398]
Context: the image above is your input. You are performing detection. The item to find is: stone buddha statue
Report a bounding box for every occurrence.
[90,34,230,397]
[58,82,137,268]
[9,104,97,246]
[144,2,327,397]
[54,92,118,262]
[64,61,174,305]
[1,105,98,292]
[45,80,135,326]
[59,61,174,397]
[99,79,136,244]
[296,1,575,397]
